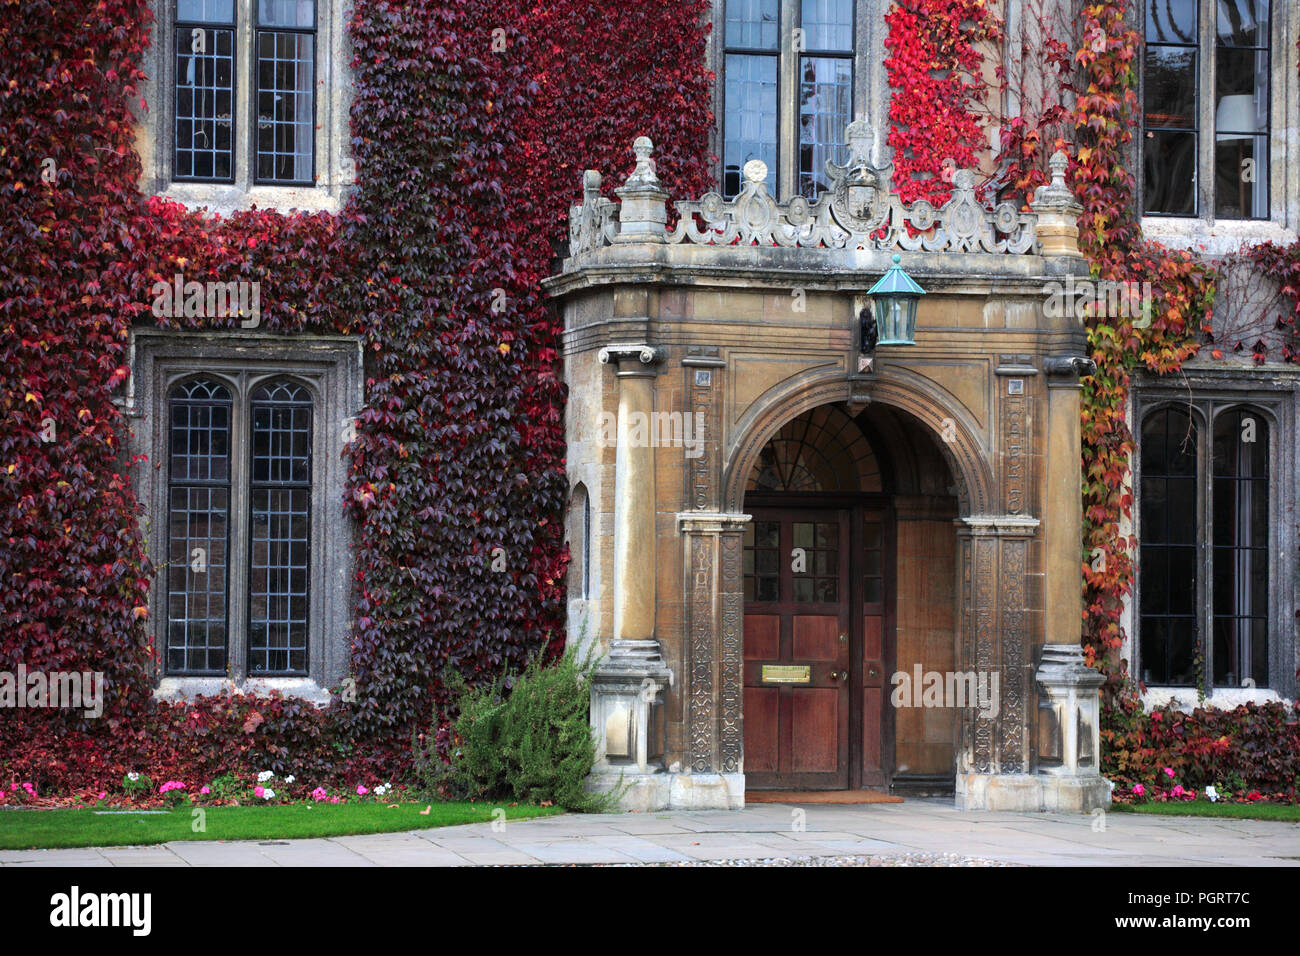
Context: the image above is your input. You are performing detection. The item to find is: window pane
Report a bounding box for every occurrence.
[166,379,232,676]
[798,55,852,197]
[177,0,234,23]
[1143,130,1196,214]
[1212,409,1268,687]
[723,53,777,197]
[1144,46,1197,128]
[174,27,235,181]
[1214,42,1269,220]
[1139,408,1199,686]
[258,0,315,27]
[1215,135,1267,218]
[726,0,778,49]
[801,0,853,52]
[1217,0,1268,47]
[744,519,781,604]
[248,382,313,676]
[1146,0,1197,42]
[256,31,315,183]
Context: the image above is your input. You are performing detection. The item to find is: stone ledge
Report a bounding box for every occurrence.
[587,770,745,811]
[956,772,1112,812]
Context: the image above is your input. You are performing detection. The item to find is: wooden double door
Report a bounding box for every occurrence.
[742,501,893,790]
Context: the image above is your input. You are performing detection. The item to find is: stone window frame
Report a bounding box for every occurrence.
[122,328,364,703]
[1131,371,1298,704]
[707,0,885,202]
[1136,0,1300,251]
[136,0,355,215]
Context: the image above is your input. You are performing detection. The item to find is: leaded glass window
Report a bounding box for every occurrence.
[167,379,233,674]
[1138,401,1273,690]
[164,376,316,678]
[1142,0,1271,219]
[720,0,856,199]
[255,0,316,184]
[172,0,316,186]
[174,0,236,181]
[248,381,312,675]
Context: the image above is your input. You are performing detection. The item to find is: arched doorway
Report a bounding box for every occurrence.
[741,403,960,792]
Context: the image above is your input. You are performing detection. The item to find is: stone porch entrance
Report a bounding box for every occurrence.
[544,125,1110,812]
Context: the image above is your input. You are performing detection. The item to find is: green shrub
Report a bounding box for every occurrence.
[414,645,617,812]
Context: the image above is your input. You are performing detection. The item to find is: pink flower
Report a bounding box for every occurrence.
[97,792,106,800]
[1163,767,1175,778]
[1132,784,1145,796]
[200,786,210,795]
[1170,784,1186,797]
[311,787,328,801]
[330,795,340,804]
[356,785,369,796]
[254,785,265,798]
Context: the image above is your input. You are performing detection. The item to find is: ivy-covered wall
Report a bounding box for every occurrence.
[2,0,1297,802]
[1,0,714,794]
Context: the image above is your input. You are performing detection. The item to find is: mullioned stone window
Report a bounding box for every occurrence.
[137,0,354,213]
[121,330,364,701]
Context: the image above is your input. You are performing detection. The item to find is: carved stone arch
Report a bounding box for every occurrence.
[722,366,994,515]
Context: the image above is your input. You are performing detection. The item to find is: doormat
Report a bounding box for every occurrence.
[745,789,904,805]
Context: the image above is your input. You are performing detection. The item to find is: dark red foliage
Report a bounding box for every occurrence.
[1,0,715,792]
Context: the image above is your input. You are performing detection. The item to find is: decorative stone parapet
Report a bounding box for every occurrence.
[567,121,1062,256]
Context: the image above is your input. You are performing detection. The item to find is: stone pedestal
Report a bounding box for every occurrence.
[590,639,671,774]
[1033,643,1110,811]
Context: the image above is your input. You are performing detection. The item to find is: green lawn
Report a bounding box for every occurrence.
[1111,800,1300,822]
[0,801,563,850]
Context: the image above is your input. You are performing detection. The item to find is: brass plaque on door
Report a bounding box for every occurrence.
[762,664,811,684]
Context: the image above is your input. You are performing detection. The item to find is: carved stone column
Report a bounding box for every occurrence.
[585,343,673,811]
[602,344,663,641]
[1034,355,1109,811]
[953,516,1041,810]
[673,512,749,810]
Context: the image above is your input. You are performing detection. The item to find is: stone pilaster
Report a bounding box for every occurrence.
[585,343,674,811]
[1034,355,1110,811]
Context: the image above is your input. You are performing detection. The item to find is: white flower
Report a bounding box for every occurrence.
[285,775,295,784]
[127,772,140,782]
[257,771,274,783]
[1205,785,1219,803]
[262,788,276,799]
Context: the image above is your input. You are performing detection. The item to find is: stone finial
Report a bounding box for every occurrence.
[1031,150,1082,258]
[615,135,668,243]
[623,136,661,189]
[742,159,768,187]
[1032,151,1078,210]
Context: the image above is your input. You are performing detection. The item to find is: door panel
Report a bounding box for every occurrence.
[743,503,893,791]
[792,689,840,772]
[793,615,840,659]
[743,508,850,789]
[745,686,780,772]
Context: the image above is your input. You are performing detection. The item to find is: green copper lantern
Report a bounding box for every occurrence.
[867,254,925,346]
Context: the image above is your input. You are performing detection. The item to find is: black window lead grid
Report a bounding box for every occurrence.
[254,0,317,186]
[247,382,312,676]
[165,379,233,676]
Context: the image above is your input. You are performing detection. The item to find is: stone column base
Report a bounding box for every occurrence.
[586,770,746,811]
[956,772,1112,812]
